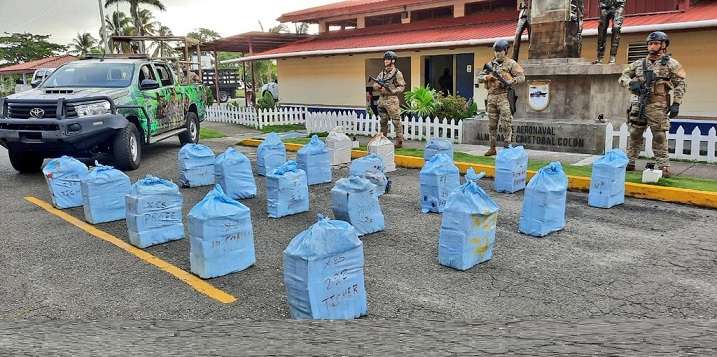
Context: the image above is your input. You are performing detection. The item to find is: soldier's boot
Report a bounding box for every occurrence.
[592,55,603,64]
[626,163,636,172]
[484,145,497,157]
[395,137,403,149]
[608,56,616,64]
[660,166,672,178]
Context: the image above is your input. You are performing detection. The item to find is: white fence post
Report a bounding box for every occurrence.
[604,123,716,163]
[708,127,717,163]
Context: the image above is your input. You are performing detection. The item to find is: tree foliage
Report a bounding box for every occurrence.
[70,33,98,57]
[187,28,221,44]
[0,32,67,64]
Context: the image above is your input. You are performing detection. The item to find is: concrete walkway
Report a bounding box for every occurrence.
[203,122,717,180]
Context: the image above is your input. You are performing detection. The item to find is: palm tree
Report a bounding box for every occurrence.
[268,24,289,34]
[105,11,132,53]
[136,9,159,37]
[71,33,97,57]
[104,0,166,52]
[294,23,309,35]
[149,25,175,58]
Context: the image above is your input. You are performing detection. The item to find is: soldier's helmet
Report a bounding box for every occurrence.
[646,31,670,47]
[493,39,511,52]
[383,51,398,60]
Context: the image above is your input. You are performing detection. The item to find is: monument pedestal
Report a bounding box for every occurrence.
[463,59,629,155]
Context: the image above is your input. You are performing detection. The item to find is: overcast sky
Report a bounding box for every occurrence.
[0,0,336,46]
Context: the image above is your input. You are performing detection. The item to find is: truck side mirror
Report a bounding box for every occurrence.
[140,79,160,90]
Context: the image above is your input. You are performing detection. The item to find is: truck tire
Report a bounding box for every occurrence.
[179,112,200,145]
[8,150,44,173]
[112,122,142,171]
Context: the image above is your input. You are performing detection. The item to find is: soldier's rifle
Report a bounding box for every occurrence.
[368,75,389,90]
[483,63,517,114]
[636,59,656,124]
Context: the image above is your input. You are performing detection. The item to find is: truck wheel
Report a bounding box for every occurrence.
[112,122,142,171]
[179,112,200,145]
[8,150,44,173]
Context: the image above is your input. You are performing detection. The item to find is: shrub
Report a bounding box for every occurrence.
[402,86,440,117]
[257,91,276,110]
[433,95,479,120]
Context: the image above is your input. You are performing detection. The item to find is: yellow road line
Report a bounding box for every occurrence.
[24,196,237,304]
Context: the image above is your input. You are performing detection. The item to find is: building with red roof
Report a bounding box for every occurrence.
[228,0,717,118]
[0,55,78,93]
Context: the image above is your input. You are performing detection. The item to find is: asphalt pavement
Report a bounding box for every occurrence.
[0,125,715,354]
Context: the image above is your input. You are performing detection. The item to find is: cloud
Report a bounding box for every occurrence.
[0,0,333,46]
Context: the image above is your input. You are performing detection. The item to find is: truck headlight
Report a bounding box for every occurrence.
[75,101,111,117]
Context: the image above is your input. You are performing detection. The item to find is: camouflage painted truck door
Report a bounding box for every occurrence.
[152,63,188,134]
[135,64,163,137]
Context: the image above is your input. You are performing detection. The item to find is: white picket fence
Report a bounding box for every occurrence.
[205,104,306,129]
[206,104,464,143]
[605,122,717,163]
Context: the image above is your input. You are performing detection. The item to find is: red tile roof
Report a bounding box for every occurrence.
[0,55,78,74]
[278,0,437,23]
[249,2,717,61]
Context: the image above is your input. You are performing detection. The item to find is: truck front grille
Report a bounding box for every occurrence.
[7,103,78,119]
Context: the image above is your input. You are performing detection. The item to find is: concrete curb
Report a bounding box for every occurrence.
[238,139,717,209]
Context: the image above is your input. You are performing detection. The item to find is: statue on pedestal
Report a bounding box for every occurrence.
[512,0,531,61]
[593,0,627,64]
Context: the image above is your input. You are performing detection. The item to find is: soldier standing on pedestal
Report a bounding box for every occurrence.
[373,51,406,148]
[478,40,526,156]
[512,0,531,61]
[593,0,626,64]
[619,32,686,178]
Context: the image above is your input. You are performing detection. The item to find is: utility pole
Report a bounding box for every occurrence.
[98,0,110,52]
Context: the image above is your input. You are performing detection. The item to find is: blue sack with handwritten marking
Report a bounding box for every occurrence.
[189,185,256,279]
[424,138,454,161]
[257,132,287,176]
[178,144,215,187]
[283,215,368,320]
[42,156,88,209]
[439,168,499,271]
[267,161,310,218]
[81,162,131,224]
[215,147,256,199]
[495,145,528,193]
[519,162,568,237]
[126,175,184,248]
[331,176,384,236]
[589,149,628,208]
[297,135,332,185]
[420,153,460,213]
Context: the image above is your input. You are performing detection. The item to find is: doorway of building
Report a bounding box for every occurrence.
[423,53,475,102]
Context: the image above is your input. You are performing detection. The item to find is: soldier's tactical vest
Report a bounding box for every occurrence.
[633,56,675,106]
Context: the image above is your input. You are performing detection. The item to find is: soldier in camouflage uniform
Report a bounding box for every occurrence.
[374,51,406,148]
[512,0,531,61]
[593,0,626,64]
[619,31,686,177]
[477,40,526,156]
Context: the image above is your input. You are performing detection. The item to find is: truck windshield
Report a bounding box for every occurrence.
[42,62,134,88]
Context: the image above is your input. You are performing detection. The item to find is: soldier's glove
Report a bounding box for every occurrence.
[668,103,680,119]
[628,80,642,95]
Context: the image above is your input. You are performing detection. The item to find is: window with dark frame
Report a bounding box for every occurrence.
[365,13,403,27]
[627,42,649,63]
[465,0,516,16]
[410,6,453,22]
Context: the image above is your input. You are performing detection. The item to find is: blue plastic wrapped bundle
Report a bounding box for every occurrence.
[495,145,529,193]
[215,147,256,199]
[424,138,454,161]
[350,154,387,196]
[331,176,385,236]
[257,133,287,176]
[283,215,368,320]
[439,169,499,270]
[266,161,310,218]
[81,163,131,224]
[126,176,184,248]
[188,185,256,279]
[589,149,629,208]
[420,153,460,213]
[297,135,332,185]
[349,153,384,176]
[178,144,216,187]
[519,162,568,237]
[42,156,88,209]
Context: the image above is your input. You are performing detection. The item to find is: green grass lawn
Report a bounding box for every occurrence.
[260,124,306,133]
[259,136,717,192]
[199,127,226,139]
